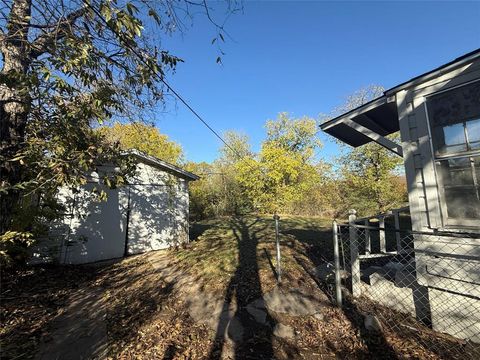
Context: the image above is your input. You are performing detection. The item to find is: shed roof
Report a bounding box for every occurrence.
[125,149,200,181]
[320,48,480,149]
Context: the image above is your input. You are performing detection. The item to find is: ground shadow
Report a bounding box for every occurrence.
[0,264,100,359]
[339,296,399,359]
[189,222,212,242]
[208,216,276,360]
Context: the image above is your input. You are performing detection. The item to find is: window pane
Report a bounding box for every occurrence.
[438,157,473,186]
[442,123,467,154]
[436,157,480,220]
[444,187,480,219]
[428,81,480,155]
[466,118,480,150]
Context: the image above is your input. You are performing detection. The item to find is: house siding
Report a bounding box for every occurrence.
[397,59,480,234]
[396,58,480,339]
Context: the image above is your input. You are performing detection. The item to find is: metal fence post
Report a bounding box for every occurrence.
[274,213,281,283]
[364,218,371,254]
[332,220,343,307]
[349,209,361,297]
[394,209,402,252]
[379,215,386,253]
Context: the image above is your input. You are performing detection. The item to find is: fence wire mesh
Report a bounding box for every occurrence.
[333,220,480,359]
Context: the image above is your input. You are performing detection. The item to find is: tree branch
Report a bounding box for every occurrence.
[30,7,87,58]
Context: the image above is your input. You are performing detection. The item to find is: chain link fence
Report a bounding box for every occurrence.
[331,212,480,359]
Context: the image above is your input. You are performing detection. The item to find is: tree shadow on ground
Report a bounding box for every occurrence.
[189,222,212,242]
[99,258,176,353]
[0,265,99,359]
[283,226,334,265]
[208,216,277,360]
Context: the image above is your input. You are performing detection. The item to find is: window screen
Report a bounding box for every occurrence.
[427,81,480,225]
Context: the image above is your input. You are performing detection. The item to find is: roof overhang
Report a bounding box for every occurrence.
[124,149,200,181]
[320,48,480,158]
[320,95,402,157]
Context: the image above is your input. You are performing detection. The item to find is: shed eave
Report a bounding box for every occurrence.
[123,149,200,181]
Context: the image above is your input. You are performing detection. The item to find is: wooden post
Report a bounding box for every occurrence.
[379,215,386,253]
[364,219,371,254]
[394,210,401,252]
[349,209,361,297]
[274,214,281,283]
[333,220,343,307]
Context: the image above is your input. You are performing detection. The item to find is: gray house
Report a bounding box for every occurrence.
[32,150,199,264]
[320,50,479,341]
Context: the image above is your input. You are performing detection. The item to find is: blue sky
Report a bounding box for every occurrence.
[155,1,480,163]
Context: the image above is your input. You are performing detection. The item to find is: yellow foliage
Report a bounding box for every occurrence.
[97,122,183,164]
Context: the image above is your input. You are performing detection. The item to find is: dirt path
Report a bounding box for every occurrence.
[35,285,108,360]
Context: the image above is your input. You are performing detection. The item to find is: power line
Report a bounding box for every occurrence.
[82,1,239,158]
[82,2,278,211]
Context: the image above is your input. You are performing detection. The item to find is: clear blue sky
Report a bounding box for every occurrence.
[154,1,480,163]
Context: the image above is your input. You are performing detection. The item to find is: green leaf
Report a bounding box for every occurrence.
[126,2,139,15]
[148,8,161,25]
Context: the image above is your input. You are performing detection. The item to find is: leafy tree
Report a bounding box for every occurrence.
[265,112,321,162]
[340,134,406,215]
[330,85,407,216]
[236,144,304,213]
[329,85,385,117]
[188,131,253,219]
[185,161,215,219]
[98,122,184,164]
[236,114,321,213]
[0,0,236,238]
[219,130,252,164]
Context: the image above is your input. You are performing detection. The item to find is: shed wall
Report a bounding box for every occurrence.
[31,161,191,264]
[126,162,189,255]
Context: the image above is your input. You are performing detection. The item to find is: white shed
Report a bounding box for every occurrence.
[33,150,199,264]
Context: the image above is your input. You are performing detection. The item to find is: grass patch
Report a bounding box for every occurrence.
[174,215,333,294]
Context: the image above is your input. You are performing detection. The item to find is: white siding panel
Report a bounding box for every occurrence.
[127,184,174,253]
[37,159,193,264]
[126,164,190,254]
[62,185,128,264]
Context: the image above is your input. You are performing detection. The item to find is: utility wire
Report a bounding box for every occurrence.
[82,1,240,158]
[82,1,277,210]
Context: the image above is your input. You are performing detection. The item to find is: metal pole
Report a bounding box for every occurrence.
[274,213,281,283]
[333,220,343,307]
[364,218,371,254]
